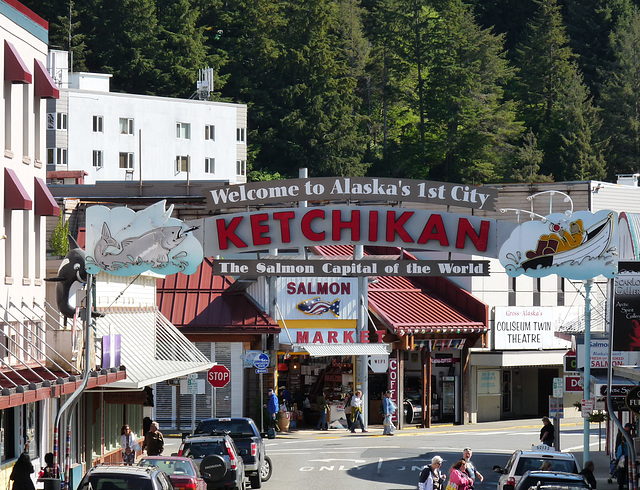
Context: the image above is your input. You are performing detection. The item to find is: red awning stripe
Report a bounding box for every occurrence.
[34,177,60,216]
[4,168,32,210]
[34,59,59,99]
[4,40,32,84]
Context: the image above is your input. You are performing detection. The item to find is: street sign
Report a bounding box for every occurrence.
[549,396,564,418]
[581,399,594,418]
[253,353,270,370]
[553,377,564,398]
[255,368,268,374]
[187,377,199,395]
[207,365,231,388]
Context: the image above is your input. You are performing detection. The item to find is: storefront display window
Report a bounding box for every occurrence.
[24,402,37,459]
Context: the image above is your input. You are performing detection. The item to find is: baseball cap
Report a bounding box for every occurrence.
[463,447,472,451]
[268,388,274,393]
[625,423,633,429]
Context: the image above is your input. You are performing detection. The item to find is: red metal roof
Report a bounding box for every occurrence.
[157,258,279,334]
[0,366,126,410]
[311,245,488,334]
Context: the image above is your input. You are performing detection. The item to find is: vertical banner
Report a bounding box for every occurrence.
[389,355,399,424]
[613,261,640,351]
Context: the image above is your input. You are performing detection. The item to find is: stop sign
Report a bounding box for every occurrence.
[207,365,230,388]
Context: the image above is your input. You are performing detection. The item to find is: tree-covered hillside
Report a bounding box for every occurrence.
[25,0,640,183]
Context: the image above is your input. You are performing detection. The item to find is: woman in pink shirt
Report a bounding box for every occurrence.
[449,460,474,490]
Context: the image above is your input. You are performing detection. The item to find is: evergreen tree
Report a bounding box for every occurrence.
[156,0,211,98]
[513,0,605,181]
[84,0,163,95]
[421,1,523,183]
[509,130,553,183]
[599,6,640,177]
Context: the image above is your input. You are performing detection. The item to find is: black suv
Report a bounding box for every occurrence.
[77,464,173,490]
[178,433,246,490]
[194,418,269,488]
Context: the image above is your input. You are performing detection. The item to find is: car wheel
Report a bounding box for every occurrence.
[250,473,262,489]
[200,455,227,482]
[260,456,272,482]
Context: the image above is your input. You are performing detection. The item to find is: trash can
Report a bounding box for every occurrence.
[278,411,290,431]
[38,478,62,490]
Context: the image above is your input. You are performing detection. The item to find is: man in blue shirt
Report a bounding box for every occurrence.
[266,388,280,433]
[382,390,396,436]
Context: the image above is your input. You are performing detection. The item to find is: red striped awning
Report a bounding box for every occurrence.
[4,168,32,210]
[4,40,32,84]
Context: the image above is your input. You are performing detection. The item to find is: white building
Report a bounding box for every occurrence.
[45,50,248,187]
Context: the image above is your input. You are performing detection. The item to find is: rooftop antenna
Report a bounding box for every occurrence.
[193,67,214,100]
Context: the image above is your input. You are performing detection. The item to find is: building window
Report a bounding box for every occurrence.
[176,122,191,140]
[119,118,134,135]
[508,276,516,306]
[93,115,103,133]
[47,113,67,130]
[205,125,215,141]
[47,148,68,166]
[557,276,565,306]
[236,128,245,142]
[176,155,190,173]
[205,158,215,174]
[236,160,246,176]
[119,152,134,169]
[93,150,103,168]
[533,278,541,307]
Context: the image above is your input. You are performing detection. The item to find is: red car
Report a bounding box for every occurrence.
[138,456,206,490]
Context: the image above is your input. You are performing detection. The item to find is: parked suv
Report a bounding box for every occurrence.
[493,447,580,490]
[77,464,173,490]
[194,417,268,488]
[178,433,246,490]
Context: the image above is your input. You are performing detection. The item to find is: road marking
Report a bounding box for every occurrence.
[377,457,384,474]
[309,458,367,463]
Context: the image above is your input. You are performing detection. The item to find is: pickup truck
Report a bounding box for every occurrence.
[194,417,270,489]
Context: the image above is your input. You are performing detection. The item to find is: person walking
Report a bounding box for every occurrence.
[580,461,597,489]
[540,416,555,447]
[462,447,484,486]
[343,392,353,431]
[616,434,630,490]
[316,391,329,430]
[120,424,139,465]
[10,451,36,490]
[418,455,446,490]
[449,460,474,490]
[266,388,280,433]
[382,390,397,436]
[350,390,368,433]
[142,421,164,456]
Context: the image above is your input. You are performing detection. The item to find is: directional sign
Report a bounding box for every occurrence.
[253,353,270,370]
[255,368,268,374]
[553,378,564,398]
[207,365,231,388]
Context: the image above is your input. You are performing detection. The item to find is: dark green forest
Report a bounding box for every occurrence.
[24,0,640,183]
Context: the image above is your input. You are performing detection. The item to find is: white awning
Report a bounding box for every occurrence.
[614,365,640,382]
[290,343,391,357]
[469,350,566,367]
[94,307,213,389]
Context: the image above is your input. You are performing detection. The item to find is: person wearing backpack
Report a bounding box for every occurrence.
[382,390,397,436]
[419,455,445,490]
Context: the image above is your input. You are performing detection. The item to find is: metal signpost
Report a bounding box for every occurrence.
[253,353,270,432]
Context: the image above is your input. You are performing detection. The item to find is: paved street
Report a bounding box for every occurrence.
[164,418,618,490]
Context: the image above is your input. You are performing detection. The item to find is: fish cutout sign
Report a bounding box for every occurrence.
[297,297,341,317]
[85,201,203,276]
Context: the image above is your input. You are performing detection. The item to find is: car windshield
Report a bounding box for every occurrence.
[139,459,196,477]
[183,441,227,458]
[81,476,154,490]
[516,459,577,474]
[197,420,254,436]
